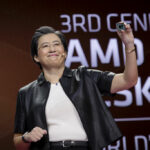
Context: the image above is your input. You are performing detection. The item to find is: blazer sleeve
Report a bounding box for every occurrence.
[14,90,26,134]
[86,69,116,96]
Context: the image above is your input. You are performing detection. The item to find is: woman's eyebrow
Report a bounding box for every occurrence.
[40,40,60,46]
[52,40,60,43]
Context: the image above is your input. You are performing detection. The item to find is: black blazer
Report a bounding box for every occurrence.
[14,66,122,150]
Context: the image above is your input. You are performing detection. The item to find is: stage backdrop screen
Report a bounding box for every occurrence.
[0,0,149,150]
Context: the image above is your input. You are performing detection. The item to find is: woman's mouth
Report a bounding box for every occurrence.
[48,53,58,57]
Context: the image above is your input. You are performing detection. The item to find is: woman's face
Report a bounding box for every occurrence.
[34,33,67,69]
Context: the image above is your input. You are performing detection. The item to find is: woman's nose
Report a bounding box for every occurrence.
[49,44,56,51]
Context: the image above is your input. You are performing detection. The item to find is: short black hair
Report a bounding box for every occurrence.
[30,26,67,68]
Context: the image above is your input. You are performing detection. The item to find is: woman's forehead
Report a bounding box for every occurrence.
[38,33,61,44]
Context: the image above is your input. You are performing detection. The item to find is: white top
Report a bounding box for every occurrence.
[45,82,88,141]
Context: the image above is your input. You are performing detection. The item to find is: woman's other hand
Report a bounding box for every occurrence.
[23,127,47,142]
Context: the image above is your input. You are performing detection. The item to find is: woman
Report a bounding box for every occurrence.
[13,23,138,150]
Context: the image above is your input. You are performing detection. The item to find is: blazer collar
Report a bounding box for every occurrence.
[37,67,72,85]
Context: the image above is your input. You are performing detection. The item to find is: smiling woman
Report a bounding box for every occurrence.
[30,26,68,70]
[34,33,67,71]
[13,24,138,150]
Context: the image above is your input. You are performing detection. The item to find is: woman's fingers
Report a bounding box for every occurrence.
[116,21,134,45]
[24,127,47,142]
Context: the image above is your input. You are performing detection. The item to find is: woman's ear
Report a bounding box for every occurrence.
[64,51,67,58]
[34,55,40,62]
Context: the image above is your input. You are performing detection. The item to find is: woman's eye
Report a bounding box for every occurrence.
[42,44,49,48]
[54,43,60,46]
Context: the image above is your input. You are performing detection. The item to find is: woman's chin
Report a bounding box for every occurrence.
[44,62,64,69]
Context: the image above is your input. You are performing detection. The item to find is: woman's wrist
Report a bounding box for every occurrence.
[124,43,134,50]
[125,46,136,54]
[22,132,31,143]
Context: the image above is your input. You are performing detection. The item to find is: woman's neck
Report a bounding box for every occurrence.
[43,66,65,84]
